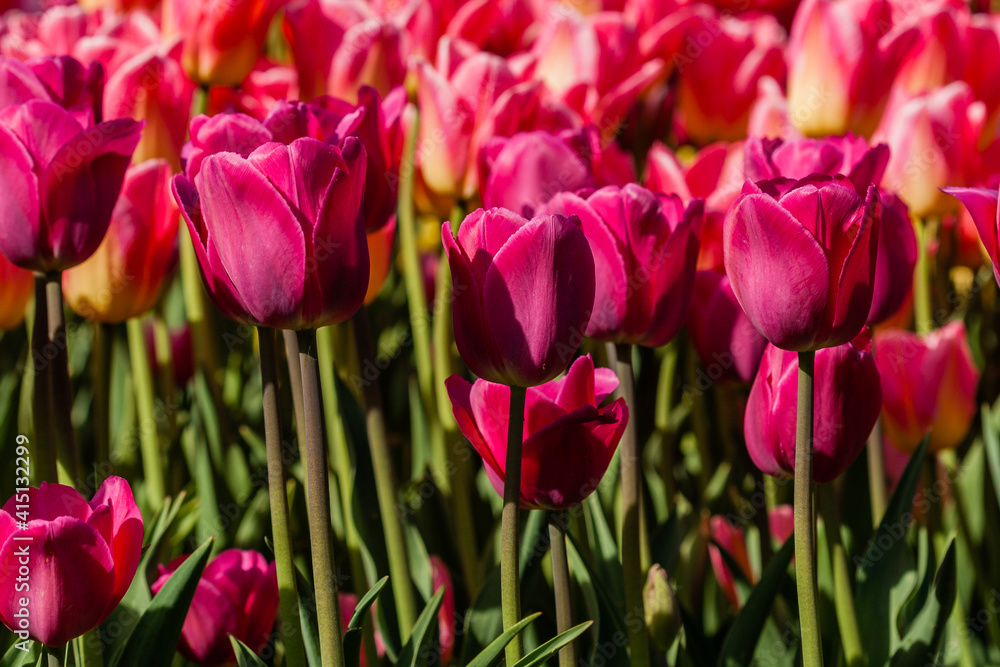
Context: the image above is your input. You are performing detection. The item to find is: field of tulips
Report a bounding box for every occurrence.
[4,0,1000,665]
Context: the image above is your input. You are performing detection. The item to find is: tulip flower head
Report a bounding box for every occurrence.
[0,477,143,647]
[446,355,627,509]
[745,331,882,483]
[723,174,880,351]
[442,207,595,387]
[946,186,1000,286]
[152,549,278,667]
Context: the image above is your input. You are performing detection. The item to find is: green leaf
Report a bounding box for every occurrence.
[679,604,717,667]
[0,640,40,667]
[108,537,214,667]
[856,437,929,667]
[229,636,268,667]
[717,532,795,667]
[344,577,389,667]
[294,565,322,667]
[981,404,1000,517]
[889,540,957,667]
[464,613,542,667]
[397,586,445,667]
[512,621,594,667]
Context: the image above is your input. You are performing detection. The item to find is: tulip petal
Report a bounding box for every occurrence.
[455,208,527,286]
[0,99,83,167]
[90,476,143,612]
[550,355,598,413]
[944,187,1000,281]
[179,579,240,665]
[33,482,91,522]
[0,125,40,269]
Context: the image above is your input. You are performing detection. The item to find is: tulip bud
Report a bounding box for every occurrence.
[446,355,627,509]
[745,332,882,483]
[442,207,595,387]
[875,321,979,454]
[723,174,880,351]
[0,252,33,330]
[644,564,679,651]
[0,477,143,647]
[152,549,278,667]
[63,159,179,323]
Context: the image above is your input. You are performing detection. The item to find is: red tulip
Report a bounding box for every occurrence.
[540,184,702,347]
[875,321,979,454]
[446,354,628,509]
[430,556,456,666]
[442,207,595,387]
[152,549,278,667]
[709,505,793,610]
[0,99,142,272]
[0,252,33,330]
[0,477,143,647]
[723,175,880,351]
[445,0,535,56]
[745,332,882,483]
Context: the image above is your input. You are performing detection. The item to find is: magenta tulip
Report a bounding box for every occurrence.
[723,174,880,351]
[0,55,102,126]
[946,186,1000,285]
[442,207,595,387]
[152,549,278,667]
[867,192,917,325]
[446,354,628,509]
[0,477,143,646]
[745,332,882,483]
[539,184,702,347]
[173,121,369,329]
[0,99,142,272]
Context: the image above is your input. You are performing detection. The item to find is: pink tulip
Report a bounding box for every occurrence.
[745,332,882,483]
[867,192,916,325]
[0,99,142,272]
[0,6,93,62]
[430,556,456,666]
[173,127,369,329]
[0,54,102,127]
[442,207,595,387]
[875,82,986,218]
[723,175,880,351]
[446,354,627,509]
[963,13,1000,134]
[785,0,918,137]
[708,505,793,610]
[0,251,33,330]
[0,477,143,647]
[875,321,979,454]
[946,186,1000,285]
[445,0,535,56]
[686,270,768,384]
[152,549,278,667]
[674,10,786,144]
[63,159,179,323]
[889,3,966,100]
[539,184,702,347]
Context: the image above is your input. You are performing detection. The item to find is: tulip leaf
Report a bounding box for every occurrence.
[511,620,594,667]
[565,530,630,665]
[344,577,390,667]
[0,639,40,667]
[717,532,795,667]
[108,537,214,667]
[396,586,445,667]
[228,636,268,667]
[584,495,625,603]
[293,563,322,667]
[981,404,1000,517]
[888,539,956,667]
[855,436,929,666]
[464,613,542,667]
[679,603,717,667]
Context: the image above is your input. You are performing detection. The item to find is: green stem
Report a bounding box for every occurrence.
[31,274,56,485]
[297,329,346,667]
[548,511,577,667]
[913,217,933,335]
[126,318,165,510]
[351,311,418,640]
[91,322,112,482]
[818,484,862,667]
[502,384,528,665]
[45,274,77,486]
[794,350,823,667]
[867,417,887,526]
[257,328,307,667]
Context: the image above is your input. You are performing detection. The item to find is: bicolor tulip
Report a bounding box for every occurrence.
[540,184,702,347]
[745,332,882,483]
[723,175,880,351]
[889,3,966,100]
[946,186,1000,285]
[169,0,281,87]
[365,217,395,305]
[0,99,142,272]
[442,207,595,387]
[785,0,917,137]
[63,159,179,323]
[686,270,768,384]
[0,252,32,330]
[152,549,278,667]
[172,132,369,330]
[446,354,628,509]
[875,321,979,454]
[0,477,143,647]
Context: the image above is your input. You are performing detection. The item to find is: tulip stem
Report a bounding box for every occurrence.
[548,510,577,667]
[31,274,56,485]
[43,273,78,487]
[91,322,112,482]
[501,384,528,663]
[126,318,165,510]
[818,484,862,667]
[913,217,933,335]
[282,329,310,483]
[794,350,823,667]
[297,329,346,667]
[612,343,651,667]
[257,328,308,667]
[866,417,887,525]
[351,311,418,640]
